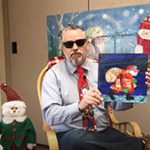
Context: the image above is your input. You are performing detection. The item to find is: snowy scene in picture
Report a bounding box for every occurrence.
[47,4,150,59]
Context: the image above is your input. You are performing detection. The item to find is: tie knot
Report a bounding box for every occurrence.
[76,66,84,75]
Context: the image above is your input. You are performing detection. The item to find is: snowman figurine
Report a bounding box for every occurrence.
[135,15,150,54]
[0,83,36,150]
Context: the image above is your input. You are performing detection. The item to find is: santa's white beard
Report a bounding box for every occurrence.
[2,101,27,123]
[129,71,138,76]
[3,108,26,117]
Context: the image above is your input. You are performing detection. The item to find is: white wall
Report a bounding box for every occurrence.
[0,0,6,119]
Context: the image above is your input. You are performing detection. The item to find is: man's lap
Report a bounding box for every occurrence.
[56,126,144,150]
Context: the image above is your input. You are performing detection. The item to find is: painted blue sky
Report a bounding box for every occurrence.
[47,3,150,58]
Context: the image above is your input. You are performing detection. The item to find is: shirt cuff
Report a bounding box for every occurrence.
[67,102,81,117]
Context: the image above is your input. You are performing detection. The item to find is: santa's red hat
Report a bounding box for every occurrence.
[126,65,137,71]
[139,15,150,30]
[0,83,22,101]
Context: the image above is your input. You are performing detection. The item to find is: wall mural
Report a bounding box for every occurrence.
[47,3,150,59]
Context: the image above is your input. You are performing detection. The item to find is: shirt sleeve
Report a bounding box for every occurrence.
[41,69,81,126]
[110,101,133,111]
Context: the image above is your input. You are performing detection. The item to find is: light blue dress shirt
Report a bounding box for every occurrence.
[41,59,132,133]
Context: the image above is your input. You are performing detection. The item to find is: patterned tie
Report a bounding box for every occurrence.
[76,66,96,131]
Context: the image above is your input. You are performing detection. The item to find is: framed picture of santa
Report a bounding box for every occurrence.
[98,53,148,103]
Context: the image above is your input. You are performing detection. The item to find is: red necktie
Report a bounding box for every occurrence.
[76,66,96,131]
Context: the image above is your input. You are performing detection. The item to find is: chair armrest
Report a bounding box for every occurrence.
[107,105,142,138]
[43,123,59,150]
[111,121,143,138]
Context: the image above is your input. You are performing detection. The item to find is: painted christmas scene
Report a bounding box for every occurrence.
[98,54,148,103]
[47,4,150,59]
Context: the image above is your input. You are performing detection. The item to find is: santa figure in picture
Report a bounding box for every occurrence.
[135,15,150,54]
[0,83,36,150]
[86,26,105,59]
[107,65,139,100]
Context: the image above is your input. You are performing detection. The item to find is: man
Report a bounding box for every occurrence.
[42,24,150,150]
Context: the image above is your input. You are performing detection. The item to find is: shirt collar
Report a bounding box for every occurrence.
[65,59,90,74]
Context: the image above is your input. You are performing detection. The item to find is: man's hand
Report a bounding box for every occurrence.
[145,68,150,88]
[78,87,103,111]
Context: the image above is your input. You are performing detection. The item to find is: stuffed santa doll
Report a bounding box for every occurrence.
[0,83,36,150]
[107,65,139,100]
[135,15,150,54]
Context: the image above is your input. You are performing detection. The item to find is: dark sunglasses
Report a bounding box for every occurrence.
[63,39,87,48]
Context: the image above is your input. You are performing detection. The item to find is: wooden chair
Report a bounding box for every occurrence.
[37,56,143,150]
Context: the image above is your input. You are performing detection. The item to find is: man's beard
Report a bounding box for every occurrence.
[70,53,85,66]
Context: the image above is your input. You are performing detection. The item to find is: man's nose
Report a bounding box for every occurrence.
[72,42,78,50]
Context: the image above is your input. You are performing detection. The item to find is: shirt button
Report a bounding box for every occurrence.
[12,136,15,140]
[12,128,16,132]
[12,122,16,126]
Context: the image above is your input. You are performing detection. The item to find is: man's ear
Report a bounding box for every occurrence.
[86,39,92,48]
[87,39,91,43]
[86,40,91,50]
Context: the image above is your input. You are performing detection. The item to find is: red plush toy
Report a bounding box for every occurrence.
[135,15,150,54]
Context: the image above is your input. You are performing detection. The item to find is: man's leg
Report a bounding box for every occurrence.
[57,129,106,150]
[57,127,144,150]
